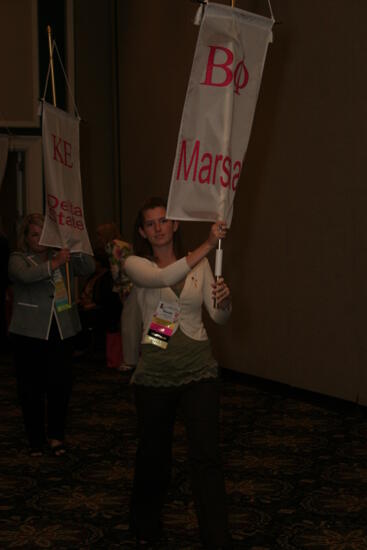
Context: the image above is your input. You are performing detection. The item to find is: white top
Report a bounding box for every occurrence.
[124,255,231,342]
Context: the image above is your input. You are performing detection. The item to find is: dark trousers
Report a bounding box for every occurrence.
[12,320,73,449]
[130,377,231,549]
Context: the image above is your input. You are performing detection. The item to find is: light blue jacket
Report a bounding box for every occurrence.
[8,250,95,340]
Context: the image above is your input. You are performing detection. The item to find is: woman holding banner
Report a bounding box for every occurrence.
[8,213,95,457]
[125,197,233,549]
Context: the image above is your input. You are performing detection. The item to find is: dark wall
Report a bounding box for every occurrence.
[117,0,198,240]
[38,0,66,110]
[112,0,367,404]
[74,0,121,245]
[71,1,367,403]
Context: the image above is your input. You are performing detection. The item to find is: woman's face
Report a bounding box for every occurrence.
[26,223,47,254]
[139,207,178,249]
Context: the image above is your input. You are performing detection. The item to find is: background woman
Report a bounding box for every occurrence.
[74,247,120,357]
[8,213,95,456]
[95,222,134,370]
[124,197,233,550]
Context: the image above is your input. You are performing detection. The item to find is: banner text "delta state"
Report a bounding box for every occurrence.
[47,194,85,231]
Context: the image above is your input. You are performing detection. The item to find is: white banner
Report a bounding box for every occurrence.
[0,135,9,191]
[167,3,274,226]
[40,102,93,254]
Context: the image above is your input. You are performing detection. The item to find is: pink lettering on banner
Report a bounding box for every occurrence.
[46,193,84,231]
[176,139,241,191]
[201,45,249,95]
[233,60,249,95]
[52,135,64,164]
[52,134,74,168]
[220,157,231,188]
[198,153,212,184]
[63,140,73,168]
[202,46,233,87]
[177,139,200,181]
[47,194,59,209]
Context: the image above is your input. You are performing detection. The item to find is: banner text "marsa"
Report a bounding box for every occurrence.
[176,139,241,191]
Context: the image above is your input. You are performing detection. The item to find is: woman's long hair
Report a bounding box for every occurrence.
[96,222,122,247]
[18,213,44,252]
[133,197,184,259]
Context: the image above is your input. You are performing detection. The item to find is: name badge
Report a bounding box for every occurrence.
[53,268,71,312]
[143,300,180,350]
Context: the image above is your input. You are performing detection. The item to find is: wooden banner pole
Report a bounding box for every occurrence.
[47,26,57,107]
[47,25,71,305]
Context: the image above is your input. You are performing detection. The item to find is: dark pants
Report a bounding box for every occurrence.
[12,320,73,450]
[130,377,231,549]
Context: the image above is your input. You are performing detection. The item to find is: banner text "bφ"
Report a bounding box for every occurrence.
[201,46,249,95]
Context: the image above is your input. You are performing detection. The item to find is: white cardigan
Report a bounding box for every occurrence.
[124,255,231,343]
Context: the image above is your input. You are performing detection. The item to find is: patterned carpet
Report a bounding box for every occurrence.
[1,347,367,549]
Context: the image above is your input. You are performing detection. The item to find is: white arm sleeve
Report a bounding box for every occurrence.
[124,255,190,288]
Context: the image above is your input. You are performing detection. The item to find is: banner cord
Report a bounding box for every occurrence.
[41,40,81,119]
[41,59,52,103]
[53,41,81,119]
[194,0,275,23]
[267,0,275,21]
